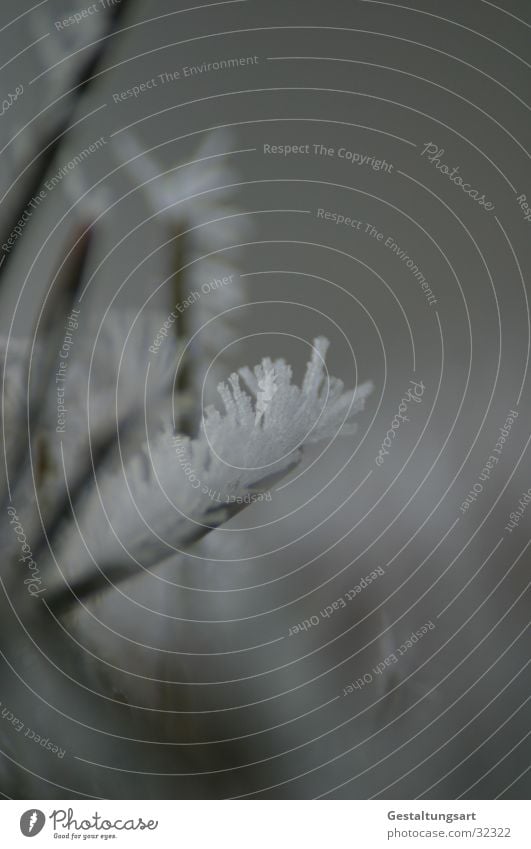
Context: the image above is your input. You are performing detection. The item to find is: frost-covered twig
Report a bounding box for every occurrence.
[46,338,371,595]
[0,0,131,280]
[116,130,249,386]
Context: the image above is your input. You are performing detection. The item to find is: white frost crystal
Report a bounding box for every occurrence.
[50,338,371,588]
[255,365,279,425]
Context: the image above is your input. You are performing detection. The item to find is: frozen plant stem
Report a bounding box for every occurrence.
[44,338,372,595]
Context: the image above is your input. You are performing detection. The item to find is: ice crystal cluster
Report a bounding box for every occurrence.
[50,337,371,583]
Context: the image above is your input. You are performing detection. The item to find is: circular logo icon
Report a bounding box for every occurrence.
[20,810,46,837]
